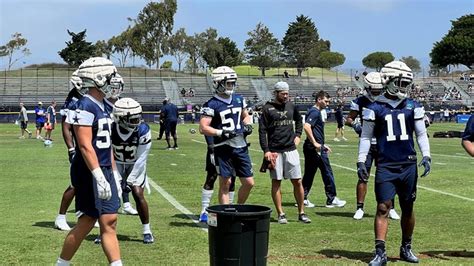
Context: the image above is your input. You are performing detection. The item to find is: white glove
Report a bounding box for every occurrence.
[92,168,112,200]
[113,169,123,200]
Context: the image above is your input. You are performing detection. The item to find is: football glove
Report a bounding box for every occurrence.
[243,124,253,137]
[68,148,76,164]
[356,162,369,183]
[221,129,237,140]
[113,170,123,200]
[91,168,112,200]
[419,156,431,177]
[351,120,362,135]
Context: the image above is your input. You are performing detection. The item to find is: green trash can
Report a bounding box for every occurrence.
[206,204,272,266]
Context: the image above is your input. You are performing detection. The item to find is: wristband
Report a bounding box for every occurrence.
[91,168,105,180]
[216,129,223,137]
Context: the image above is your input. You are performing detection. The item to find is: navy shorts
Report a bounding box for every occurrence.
[374,163,418,203]
[214,145,253,178]
[165,120,177,136]
[71,162,120,218]
[20,121,28,129]
[337,119,344,129]
[36,122,44,129]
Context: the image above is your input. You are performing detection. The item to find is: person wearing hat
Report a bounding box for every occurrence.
[258,81,311,224]
[35,101,46,140]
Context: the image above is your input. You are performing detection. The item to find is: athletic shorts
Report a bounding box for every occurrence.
[337,120,344,129]
[269,150,302,180]
[375,163,418,203]
[71,163,120,218]
[214,145,253,178]
[117,163,147,188]
[36,122,44,129]
[165,120,177,136]
[20,121,28,129]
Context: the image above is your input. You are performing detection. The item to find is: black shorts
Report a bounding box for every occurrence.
[20,121,28,129]
[337,120,344,129]
[165,120,177,136]
[36,122,44,129]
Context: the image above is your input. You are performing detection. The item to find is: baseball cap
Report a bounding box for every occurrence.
[274,81,289,91]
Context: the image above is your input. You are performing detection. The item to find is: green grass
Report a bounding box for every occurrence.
[233,65,348,79]
[0,121,473,265]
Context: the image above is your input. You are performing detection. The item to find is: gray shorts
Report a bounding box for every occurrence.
[269,150,302,180]
[117,163,147,188]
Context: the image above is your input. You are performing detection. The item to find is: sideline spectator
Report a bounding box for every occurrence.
[17,102,32,139]
[45,100,57,140]
[161,98,179,149]
[283,70,289,78]
[35,101,46,140]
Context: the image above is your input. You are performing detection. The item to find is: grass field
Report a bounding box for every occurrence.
[0,121,473,265]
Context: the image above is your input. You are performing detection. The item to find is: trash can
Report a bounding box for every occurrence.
[206,204,272,266]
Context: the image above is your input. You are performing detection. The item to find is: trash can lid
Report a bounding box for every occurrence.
[206,204,272,217]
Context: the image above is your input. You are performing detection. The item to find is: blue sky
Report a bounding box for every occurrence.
[0,0,472,70]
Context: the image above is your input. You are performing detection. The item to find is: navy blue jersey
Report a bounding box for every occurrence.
[162,103,178,122]
[363,97,424,166]
[68,95,114,167]
[304,106,325,146]
[462,115,474,142]
[111,122,151,163]
[335,106,343,122]
[60,89,83,117]
[201,94,247,145]
[351,95,374,120]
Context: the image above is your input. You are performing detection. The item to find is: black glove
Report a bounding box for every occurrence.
[243,124,253,137]
[207,146,214,154]
[356,162,369,183]
[221,129,237,140]
[68,149,76,164]
[419,156,431,177]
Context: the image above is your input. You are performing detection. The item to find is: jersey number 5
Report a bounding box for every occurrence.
[220,107,242,131]
[96,118,112,149]
[385,113,409,141]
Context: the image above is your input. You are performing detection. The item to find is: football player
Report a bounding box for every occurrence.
[57,57,122,266]
[358,61,431,265]
[111,97,154,244]
[345,72,400,221]
[199,66,255,204]
[461,114,474,157]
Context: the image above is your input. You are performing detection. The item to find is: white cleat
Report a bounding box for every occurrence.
[341,137,348,141]
[389,208,401,220]
[123,205,138,215]
[333,138,340,142]
[353,208,365,220]
[54,219,72,231]
[294,199,315,208]
[326,197,346,208]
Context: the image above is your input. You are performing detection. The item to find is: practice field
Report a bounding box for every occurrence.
[0,121,472,265]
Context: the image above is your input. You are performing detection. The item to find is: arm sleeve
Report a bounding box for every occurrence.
[414,119,431,157]
[258,109,270,153]
[294,106,303,137]
[127,131,152,182]
[358,120,375,162]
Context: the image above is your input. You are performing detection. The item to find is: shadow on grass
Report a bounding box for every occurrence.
[315,211,364,218]
[33,221,77,229]
[84,234,143,243]
[318,249,398,263]
[421,250,474,259]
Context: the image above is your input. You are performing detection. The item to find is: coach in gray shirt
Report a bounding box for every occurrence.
[17,102,32,139]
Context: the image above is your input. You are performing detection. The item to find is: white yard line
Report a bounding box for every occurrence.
[191,139,474,202]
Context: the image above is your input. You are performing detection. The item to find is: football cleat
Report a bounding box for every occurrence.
[326,197,346,208]
[304,199,315,208]
[123,205,138,215]
[277,213,288,224]
[54,219,72,231]
[369,249,387,266]
[199,212,208,223]
[353,208,365,220]
[94,236,101,244]
[143,233,154,244]
[333,137,340,142]
[389,209,401,220]
[298,213,311,224]
[400,245,419,263]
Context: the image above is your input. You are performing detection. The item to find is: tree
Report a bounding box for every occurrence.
[430,14,474,69]
[168,28,188,71]
[362,51,394,71]
[282,15,328,76]
[0,32,30,70]
[216,37,242,67]
[161,60,172,69]
[58,29,96,67]
[244,22,281,76]
[135,0,177,68]
[184,33,204,74]
[315,51,345,69]
[401,56,421,73]
[94,40,112,59]
[200,28,221,69]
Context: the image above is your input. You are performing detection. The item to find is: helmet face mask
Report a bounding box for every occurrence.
[113,98,142,131]
[212,66,237,96]
[77,57,118,98]
[108,74,124,100]
[381,60,413,100]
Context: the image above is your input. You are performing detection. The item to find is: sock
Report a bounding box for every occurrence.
[143,223,151,235]
[110,260,123,266]
[228,191,235,204]
[56,214,66,220]
[357,203,364,210]
[56,257,71,266]
[402,237,412,247]
[123,202,131,209]
[375,239,386,253]
[173,138,178,147]
[201,189,213,213]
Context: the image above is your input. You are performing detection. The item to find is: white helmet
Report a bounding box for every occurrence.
[109,73,124,99]
[380,60,413,99]
[70,70,88,95]
[77,57,118,98]
[113,97,142,131]
[363,72,383,100]
[212,66,237,96]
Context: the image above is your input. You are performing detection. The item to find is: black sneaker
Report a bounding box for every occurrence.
[400,244,419,263]
[94,236,101,244]
[143,233,154,244]
[369,249,387,266]
[298,213,311,223]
